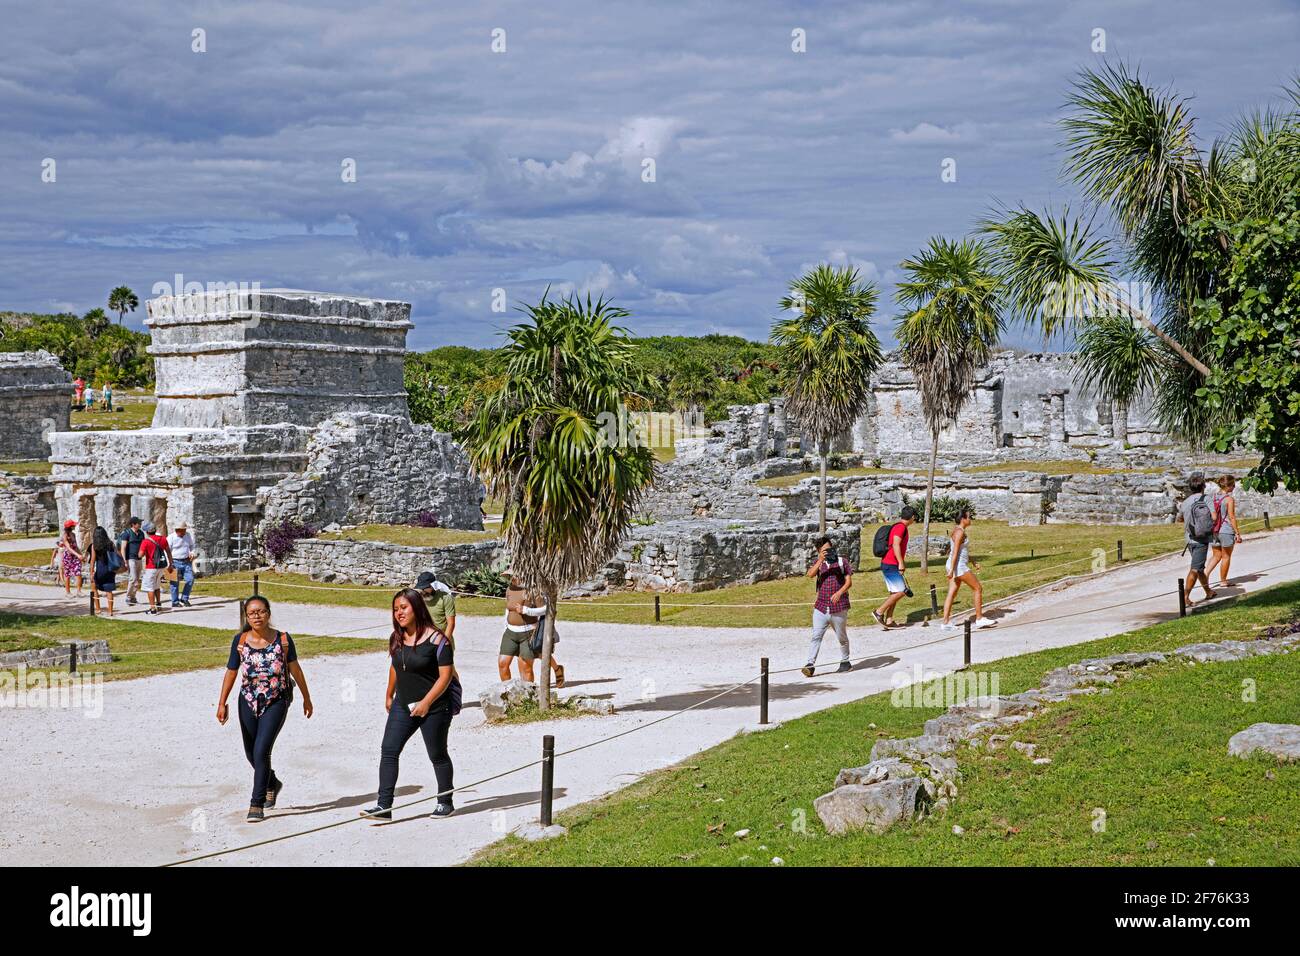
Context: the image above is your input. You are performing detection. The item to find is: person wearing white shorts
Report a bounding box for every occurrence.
[942,509,996,630]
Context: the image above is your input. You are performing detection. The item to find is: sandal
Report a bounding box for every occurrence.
[554,664,565,688]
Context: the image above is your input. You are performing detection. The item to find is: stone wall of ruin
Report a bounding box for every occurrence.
[0,350,71,460]
[0,472,57,534]
[271,537,500,587]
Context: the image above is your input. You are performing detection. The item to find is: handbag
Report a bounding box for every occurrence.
[430,630,462,716]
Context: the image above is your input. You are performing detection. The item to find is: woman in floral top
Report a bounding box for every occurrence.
[216,596,314,823]
[56,520,84,598]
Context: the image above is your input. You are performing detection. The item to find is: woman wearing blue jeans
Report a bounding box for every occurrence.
[216,596,314,822]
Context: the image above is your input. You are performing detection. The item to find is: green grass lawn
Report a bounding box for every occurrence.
[0,460,53,476]
[198,518,1297,629]
[472,579,1300,866]
[0,548,56,568]
[961,459,1166,476]
[318,524,497,547]
[0,611,380,682]
[756,465,913,488]
[70,398,155,430]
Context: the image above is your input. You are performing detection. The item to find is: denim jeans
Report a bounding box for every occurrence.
[806,609,850,666]
[238,696,288,808]
[169,559,194,603]
[377,701,454,809]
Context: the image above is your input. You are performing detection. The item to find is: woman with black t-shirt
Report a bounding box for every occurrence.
[362,587,461,821]
[216,595,314,823]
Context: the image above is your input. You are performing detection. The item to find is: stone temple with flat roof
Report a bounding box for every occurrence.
[49,289,483,572]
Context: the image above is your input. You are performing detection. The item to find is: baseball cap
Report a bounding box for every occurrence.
[142,521,156,534]
[63,519,76,529]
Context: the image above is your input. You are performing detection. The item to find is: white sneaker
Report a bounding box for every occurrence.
[940,622,957,631]
[973,616,997,629]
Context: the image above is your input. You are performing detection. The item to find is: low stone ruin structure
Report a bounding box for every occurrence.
[0,350,70,461]
[49,289,482,572]
[0,469,57,535]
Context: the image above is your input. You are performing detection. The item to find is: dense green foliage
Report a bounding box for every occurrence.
[0,311,153,387]
[405,334,781,430]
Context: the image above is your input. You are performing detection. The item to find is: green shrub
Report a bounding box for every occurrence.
[902,493,974,524]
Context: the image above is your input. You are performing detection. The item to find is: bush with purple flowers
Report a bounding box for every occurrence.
[260,518,317,562]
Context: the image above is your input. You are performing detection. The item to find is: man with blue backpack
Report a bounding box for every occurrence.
[1179,474,1219,606]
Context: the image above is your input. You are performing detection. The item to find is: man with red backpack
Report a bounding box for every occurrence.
[138,521,172,616]
[801,535,854,677]
[873,506,918,629]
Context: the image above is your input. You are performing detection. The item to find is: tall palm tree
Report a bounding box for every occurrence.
[1072,315,1165,443]
[771,264,884,532]
[460,293,656,710]
[108,286,139,325]
[895,238,1002,572]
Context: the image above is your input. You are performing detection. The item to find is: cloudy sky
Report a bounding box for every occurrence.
[2,0,1297,349]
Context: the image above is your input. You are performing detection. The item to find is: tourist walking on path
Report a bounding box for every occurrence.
[116,516,145,605]
[415,571,456,639]
[801,535,853,677]
[86,525,121,616]
[84,384,96,410]
[941,509,995,630]
[102,382,114,411]
[216,595,313,823]
[362,588,461,821]
[138,521,172,615]
[56,520,83,598]
[1205,474,1244,586]
[72,377,84,409]
[526,586,565,688]
[1179,475,1218,606]
[874,506,918,629]
[499,576,547,682]
[167,521,196,607]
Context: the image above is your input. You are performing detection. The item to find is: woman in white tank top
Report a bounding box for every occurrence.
[942,509,995,630]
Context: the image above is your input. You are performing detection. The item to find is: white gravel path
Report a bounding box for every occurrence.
[2,525,1298,867]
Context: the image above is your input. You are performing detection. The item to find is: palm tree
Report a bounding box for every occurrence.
[895,238,1002,572]
[1072,315,1165,443]
[108,286,138,325]
[460,293,656,710]
[82,308,109,337]
[771,264,884,532]
[984,63,1300,446]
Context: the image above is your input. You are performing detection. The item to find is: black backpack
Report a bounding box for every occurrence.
[872,523,899,558]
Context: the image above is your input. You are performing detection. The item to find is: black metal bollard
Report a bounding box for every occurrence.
[1030,548,1034,559]
[88,592,96,616]
[1117,539,1123,562]
[760,657,769,725]
[253,572,260,596]
[68,642,78,674]
[963,619,972,669]
[540,735,555,826]
[1178,579,1186,618]
[654,595,660,622]
[1265,511,1271,530]
[929,584,939,615]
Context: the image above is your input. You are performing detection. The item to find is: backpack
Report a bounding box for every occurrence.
[873,522,904,559]
[431,630,463,717]
[1212,493,1227,534]
[1187,493,1216,541]
[237,630,295,704]
[150,536,169,570]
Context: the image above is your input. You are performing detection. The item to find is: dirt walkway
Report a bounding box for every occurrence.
[3,526,1298,867]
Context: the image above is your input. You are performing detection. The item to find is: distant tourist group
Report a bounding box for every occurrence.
[214,570,558,824]
[801,506,996,678]
[53,515,198,614]
[71,376,115,412]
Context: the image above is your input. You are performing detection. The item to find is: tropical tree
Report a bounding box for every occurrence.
[108,286,139,325]
[1072,315,1165,443]
[82,307,109,337]
[895,238,1002,572]
[771,264,884,532]
[460,293,656,710]
[982,63,1300,473]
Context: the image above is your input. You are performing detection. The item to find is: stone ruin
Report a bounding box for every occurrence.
[0,350,70,461]
[48,289,483,572]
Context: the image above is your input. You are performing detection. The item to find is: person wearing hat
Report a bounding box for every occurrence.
[116,515,146,605]
[138,521,172,615]
[168,520,197,608]
[56,519,84,599]
[414,571,456,639]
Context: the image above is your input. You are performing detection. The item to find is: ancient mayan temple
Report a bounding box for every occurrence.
[0,350,71,460]
[49,289,483,572]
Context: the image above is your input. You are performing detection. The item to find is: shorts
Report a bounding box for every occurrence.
[141,568,161,592]
[880,564,907,593]
[1214,529,1236,548]
[947,554,970,577]
[1187,539,1210,573]
[500,628,536,660]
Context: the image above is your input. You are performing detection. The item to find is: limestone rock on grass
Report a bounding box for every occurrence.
[1227,723,1300,762]
[834,757,916,788]
[479,678,538,721]
[869,734,954,762]
[814,778,928,835]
